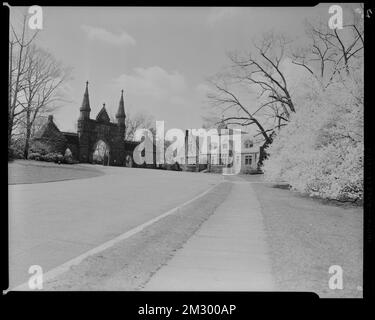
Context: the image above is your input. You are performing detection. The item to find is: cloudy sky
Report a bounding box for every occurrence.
[10,5,358,132]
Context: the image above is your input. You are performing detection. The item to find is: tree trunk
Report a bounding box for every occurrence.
[8,115,13,150]
[23,109,31,159]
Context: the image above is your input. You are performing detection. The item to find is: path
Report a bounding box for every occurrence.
[143,176,274,291]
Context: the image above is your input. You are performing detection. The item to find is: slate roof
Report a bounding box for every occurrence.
[96,104,111,122]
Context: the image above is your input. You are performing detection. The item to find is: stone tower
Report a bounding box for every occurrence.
[77,81,91,162]
[79,81,91,120]
[116,89,126,139]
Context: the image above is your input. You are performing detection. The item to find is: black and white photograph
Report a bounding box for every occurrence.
[4,3,370,306]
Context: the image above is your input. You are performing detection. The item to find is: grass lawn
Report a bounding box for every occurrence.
[8,160,104,184]
[241,174,363,298]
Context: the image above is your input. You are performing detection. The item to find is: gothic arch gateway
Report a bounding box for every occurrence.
[92,139,110,165]
[33,82,139,166]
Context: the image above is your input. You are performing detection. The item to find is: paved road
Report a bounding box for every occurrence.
[8,166,222,289]
[143,176,274,291]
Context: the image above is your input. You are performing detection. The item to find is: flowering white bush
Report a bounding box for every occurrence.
[263,66,363,202]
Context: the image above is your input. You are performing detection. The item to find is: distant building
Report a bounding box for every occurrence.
[236,132,261,174]
[33,82,260,174]
[179,124,261,174]
[32,82,138,166]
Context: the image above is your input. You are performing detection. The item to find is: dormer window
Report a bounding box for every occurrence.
[244,140,253,148]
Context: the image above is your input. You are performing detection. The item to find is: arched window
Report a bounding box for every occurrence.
[244,140,253,148]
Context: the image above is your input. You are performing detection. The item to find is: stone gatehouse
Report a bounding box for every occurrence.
[33,82,138,166]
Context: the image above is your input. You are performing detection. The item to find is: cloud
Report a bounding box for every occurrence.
[113,66,207,129]
[81,25,136,46]
[115,66,187,100]
[207,8,238,27]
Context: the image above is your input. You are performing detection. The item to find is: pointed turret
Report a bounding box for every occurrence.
[116,89,126,121]
[79,81,91,120]
[116,90,126,139]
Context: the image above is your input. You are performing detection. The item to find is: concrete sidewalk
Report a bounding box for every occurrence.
[143,178,275,291]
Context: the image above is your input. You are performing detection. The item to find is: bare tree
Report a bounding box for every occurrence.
[8,14,38,150]
[207,80,273,144]
[17,45,71,158]
[125,112,155,141]
[292,11,363,86]
[208,11,364,146]
[207,32,295,145]
[231,33,296,116]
